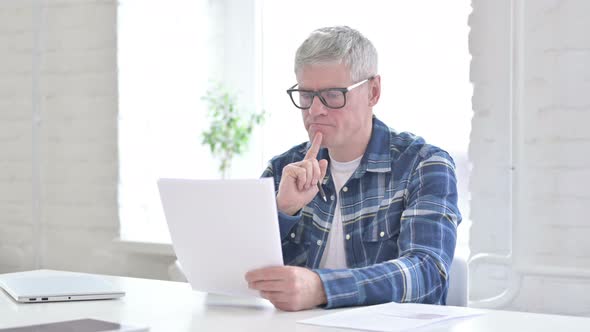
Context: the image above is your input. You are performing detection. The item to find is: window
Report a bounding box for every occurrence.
[118,0,472,253]
[118,0,210,243]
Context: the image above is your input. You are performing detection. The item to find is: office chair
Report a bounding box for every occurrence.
[446,254,469,306]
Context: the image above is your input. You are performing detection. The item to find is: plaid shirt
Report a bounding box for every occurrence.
[261,117,461,309]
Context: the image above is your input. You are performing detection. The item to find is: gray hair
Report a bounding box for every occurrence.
[294,26,378,82]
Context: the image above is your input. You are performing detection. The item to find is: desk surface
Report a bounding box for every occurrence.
[1,273,589,332]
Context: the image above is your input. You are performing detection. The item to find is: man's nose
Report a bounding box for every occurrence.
[308,95,328,116]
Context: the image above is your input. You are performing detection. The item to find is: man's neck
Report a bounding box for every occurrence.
[329,126,373,162]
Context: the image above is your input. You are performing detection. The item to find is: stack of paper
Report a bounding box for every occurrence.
[298,302,486,332]
[158,178,284,298]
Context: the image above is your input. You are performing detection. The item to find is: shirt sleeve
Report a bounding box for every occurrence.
[314,152,461,308]
[261,161,303,241]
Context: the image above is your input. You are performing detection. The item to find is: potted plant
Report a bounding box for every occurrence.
[201,82,266,179]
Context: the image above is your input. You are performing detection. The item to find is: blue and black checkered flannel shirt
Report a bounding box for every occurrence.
[262,116,461,308]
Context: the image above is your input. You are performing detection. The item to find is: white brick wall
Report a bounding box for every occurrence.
[1,1,35,273]
[468,0,514,301]
[0,0,173,279]
[470,0,590,315]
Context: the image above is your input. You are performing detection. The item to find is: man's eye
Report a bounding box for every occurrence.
[324,91,342,99]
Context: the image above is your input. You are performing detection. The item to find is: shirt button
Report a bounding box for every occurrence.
[317,240,322,246]
[346,234,351,240]
[290,233,296,239]
[380,231,385,238]
[330,195,335,201]
[342,186,348,192]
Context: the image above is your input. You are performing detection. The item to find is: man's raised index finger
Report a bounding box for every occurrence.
[305,132,323,160]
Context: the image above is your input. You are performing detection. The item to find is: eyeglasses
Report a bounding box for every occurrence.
[286,76,374,110]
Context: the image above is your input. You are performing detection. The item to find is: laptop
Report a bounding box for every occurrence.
[0,270,125,303]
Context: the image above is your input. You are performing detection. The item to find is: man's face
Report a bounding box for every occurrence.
[296,63,376,153]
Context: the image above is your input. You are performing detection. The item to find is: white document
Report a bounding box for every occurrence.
[298,302,486,332]
[158,178,284,298]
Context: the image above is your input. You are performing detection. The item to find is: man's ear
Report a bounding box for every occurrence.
[368,75,381,107]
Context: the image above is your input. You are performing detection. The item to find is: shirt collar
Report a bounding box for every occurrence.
[354,116,392,177]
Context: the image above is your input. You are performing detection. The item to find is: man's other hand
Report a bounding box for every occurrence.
[245,266,327,311]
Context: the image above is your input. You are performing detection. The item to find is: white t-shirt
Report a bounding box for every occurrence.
[319,154,363,269]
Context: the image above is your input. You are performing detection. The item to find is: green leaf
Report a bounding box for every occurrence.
[200,81,266,177]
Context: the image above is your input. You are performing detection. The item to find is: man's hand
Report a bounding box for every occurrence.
[245,266,327,311]
[276,132,329,215]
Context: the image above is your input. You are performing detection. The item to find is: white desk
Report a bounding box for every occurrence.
[1,273,589,331]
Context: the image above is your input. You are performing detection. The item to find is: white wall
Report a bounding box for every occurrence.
[0,0,173,279]
[469,0,590,316]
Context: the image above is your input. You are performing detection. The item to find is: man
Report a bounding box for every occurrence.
[245,26,461,312]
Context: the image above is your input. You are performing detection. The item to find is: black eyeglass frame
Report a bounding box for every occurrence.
[286,76,375,110]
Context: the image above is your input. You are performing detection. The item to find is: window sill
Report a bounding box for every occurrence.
[112,238,176,257]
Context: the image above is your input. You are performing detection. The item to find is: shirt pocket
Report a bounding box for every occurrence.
[359,205,402,265]
[281,221,311,267]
